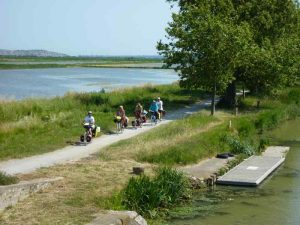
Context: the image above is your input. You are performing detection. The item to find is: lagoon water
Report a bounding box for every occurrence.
[171,118,300,225]
[0,68,178,100]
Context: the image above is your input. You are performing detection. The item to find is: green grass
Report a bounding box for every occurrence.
[101,86,300,166]
[0,84,204,160]
[121,167,191,218]
[138,121,227,165]
[99,112,221,165]
[0,171,18,185]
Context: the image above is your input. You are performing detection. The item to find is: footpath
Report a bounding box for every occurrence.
[0,100,212,175]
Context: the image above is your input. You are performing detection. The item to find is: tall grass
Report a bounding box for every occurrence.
[220,90,300,155]
[122,167,190,218]
[0,84,204,160]
[100,112,220,165]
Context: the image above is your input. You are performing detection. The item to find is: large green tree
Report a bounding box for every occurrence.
[158,0,252,115]
[162,0,300,109]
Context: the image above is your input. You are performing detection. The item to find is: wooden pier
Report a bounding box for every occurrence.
[217,146,290,186]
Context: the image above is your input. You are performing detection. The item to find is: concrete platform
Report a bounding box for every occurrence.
[217,146,290,186]
[180,157,235,179]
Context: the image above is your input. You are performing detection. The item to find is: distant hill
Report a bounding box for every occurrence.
[0,49,69,57]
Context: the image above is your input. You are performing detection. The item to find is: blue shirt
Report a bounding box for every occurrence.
[150,102,158,112]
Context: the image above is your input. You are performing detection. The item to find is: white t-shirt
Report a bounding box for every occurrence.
[157,100,163,110]
[84,115,95,124]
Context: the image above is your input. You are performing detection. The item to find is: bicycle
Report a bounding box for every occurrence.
[114,116,123,134]
[149,110,158,125]
[80,123,93,143]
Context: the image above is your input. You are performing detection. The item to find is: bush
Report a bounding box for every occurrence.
[221,134,255,156]
[122,167,190,218]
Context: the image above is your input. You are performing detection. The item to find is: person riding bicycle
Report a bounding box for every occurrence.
[156,97,164,120]
[134,102,146,126]
[83,111,95,135]
[116,105,128,128]
[135,103,143,119]
[149,100,159,121]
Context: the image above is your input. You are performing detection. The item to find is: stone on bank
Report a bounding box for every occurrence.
[86,210,147,225]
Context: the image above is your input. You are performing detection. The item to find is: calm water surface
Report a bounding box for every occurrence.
[0,68,178,99]
[171,118,300,225]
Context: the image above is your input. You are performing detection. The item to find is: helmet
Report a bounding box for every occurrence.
[88,111,92,115]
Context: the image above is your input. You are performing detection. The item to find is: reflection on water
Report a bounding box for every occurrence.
[171,118,300,225]
[0,68,178,100]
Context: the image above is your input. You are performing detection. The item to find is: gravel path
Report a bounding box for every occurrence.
[0,100,212,175]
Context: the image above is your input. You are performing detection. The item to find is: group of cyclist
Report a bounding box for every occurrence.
[83,97,165,137]
[115,97,164,128]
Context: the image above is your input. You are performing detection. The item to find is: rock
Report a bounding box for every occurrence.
[87,214,122,225]
[87,210,147,225]
[131,215,147,225]
[188,176,206,189]
[132,167,144,175]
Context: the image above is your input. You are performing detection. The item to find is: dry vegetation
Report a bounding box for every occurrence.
[0,158,154,225]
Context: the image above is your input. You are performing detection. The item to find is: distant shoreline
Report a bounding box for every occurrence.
[0,56,165,70]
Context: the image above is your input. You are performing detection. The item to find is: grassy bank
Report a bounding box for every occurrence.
[0,84,204,160]
[1,86,299,224]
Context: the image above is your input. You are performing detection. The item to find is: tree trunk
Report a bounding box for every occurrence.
[211,81,216,116]
[222,81,236,108]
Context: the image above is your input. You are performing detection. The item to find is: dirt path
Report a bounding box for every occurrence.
[0,99,213,175]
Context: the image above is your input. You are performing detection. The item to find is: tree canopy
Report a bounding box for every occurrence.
[159,0,300,114]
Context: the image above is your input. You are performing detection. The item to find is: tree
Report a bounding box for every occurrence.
[158,0,252,115]
[229,0,300,104]
[163,0,300,109]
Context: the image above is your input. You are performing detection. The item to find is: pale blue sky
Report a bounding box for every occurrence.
[0,0,176,56]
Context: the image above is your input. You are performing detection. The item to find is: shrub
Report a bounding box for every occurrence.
[154,167,190,207]
[221,134,255,156]
[122,167,190,218]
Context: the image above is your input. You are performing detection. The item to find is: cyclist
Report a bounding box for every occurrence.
[149,100,159,121]
[135,103,143,119]
[134,103,145,126]
[83,111,95,136]
[116,105,127,128]
[157,97,164,120]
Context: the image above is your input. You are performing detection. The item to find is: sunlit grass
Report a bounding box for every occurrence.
[0,84,205,160]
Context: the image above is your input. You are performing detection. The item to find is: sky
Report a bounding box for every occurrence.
[0,0,177,56]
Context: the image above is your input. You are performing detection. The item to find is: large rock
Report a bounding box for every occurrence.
[87,210,147,225]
